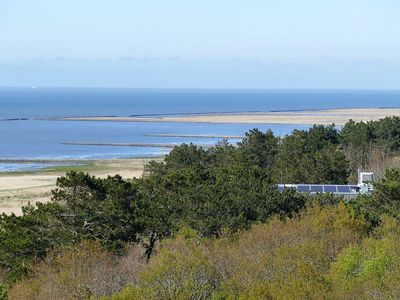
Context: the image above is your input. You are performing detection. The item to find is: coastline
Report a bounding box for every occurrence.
[0,157,162,216]
[3,106,400,215]
[144,134,244,138]
[55,108,400,126]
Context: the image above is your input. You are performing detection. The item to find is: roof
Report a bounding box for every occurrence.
[277,184,361,195]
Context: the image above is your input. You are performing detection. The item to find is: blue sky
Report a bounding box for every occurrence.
[0,0,399,88]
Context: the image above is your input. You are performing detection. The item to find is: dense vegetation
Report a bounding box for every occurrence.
[2,116,400,299]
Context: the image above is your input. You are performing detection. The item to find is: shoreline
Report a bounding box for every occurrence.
[61,141,214,148]
[51,108,400,126]
[0,157,162,215]
[0,155,165,167]
[144,134,243,138]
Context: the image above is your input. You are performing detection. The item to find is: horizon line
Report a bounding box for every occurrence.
[1,86,400,92]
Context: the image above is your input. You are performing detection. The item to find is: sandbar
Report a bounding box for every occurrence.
[57,108,400,126]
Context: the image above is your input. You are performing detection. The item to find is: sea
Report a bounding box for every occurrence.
[1,88,400,172]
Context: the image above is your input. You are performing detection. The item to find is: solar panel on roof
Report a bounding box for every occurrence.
[337,186,351,193]
[277,183,363,195]
[310,185,323,193]
[324,185,337,193]
[298,185,310,192]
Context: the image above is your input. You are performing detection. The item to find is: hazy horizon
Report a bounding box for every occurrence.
[1,1,399,89]
[2,87,400,92]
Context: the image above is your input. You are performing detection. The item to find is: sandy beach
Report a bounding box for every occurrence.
[0,157,160,216]
[58,108,400,126]
[4,107,400,215]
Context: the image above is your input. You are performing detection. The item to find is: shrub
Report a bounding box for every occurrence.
[111,228,219,300]
[7,241,146,300]
[210,203,367,299]
[330,217,400,299]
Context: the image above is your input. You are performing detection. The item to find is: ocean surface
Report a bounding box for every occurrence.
[1,88,400,172]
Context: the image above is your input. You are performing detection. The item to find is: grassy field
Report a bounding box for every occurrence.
[0,157,163,216]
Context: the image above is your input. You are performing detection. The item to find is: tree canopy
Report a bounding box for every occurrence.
[2,118,400,298]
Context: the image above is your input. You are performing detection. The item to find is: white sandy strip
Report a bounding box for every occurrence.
[59,108,400,126]
[0,158,151,215]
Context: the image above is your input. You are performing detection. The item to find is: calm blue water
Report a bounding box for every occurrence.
[1,88,400,172]
[2,88,400,119]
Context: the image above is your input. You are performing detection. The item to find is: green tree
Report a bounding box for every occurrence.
[275,126,347,184]
[330,230,400,299]
[0,202,70,283]
[352,168,400,226]
[0,283,7,300]
[237,129,279,170]
[52,171,141,252]
[212,203,367,299]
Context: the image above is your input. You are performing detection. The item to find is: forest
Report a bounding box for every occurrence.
[2,116,400,299]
